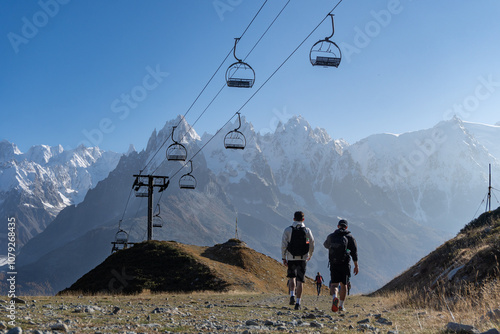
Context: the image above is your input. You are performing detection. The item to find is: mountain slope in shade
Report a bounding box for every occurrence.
[0,141,122,249]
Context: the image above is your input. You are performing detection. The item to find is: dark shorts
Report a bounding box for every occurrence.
[287,260,307,283]
[329,262,351,285]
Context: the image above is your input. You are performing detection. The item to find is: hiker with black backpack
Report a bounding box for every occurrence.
[323,219,358,312]
[281,211,315,310]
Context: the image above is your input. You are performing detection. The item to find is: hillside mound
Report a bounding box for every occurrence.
[375,207,500,295]
[60,239,316,295]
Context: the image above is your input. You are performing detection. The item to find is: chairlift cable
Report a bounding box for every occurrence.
[234,0,344,115]
[244,0,291,62]
[118,187,134,223]
[141,1,269,173]
[168,113,240,182]
[239,0,269,40]
[150,83,227,176]
[141,49,233,172]
[124,0,346,232]
[115,1,272,246]
[172,0,290,153]
[157,0,346,178]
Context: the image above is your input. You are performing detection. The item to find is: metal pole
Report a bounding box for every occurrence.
[147,175,154,240]
[487,164,492,212]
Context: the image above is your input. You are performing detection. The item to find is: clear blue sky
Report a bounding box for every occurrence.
[1,0,500,153]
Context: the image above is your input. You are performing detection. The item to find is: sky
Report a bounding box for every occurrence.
[1,0,500,153]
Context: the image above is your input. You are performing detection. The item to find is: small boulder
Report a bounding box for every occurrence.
[7,327,22,334]
[445,322,480,334]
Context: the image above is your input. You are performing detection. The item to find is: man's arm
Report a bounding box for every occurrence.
[323,234,331,249]
[353,261,359,275]
[307,228,314,260]
[281,227,290,265]
[348,235,359,275]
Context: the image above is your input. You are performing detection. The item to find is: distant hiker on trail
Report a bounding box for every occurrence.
[315,272,324,296]
[282,211,315,310]
[323,219,358,312]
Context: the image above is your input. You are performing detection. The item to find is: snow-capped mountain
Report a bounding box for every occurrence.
[347,117,500,229]
[6,115,499,295]
[0,141,122,248]
[463,120,500,161]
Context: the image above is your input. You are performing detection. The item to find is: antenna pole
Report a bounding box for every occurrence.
[235,216,239,240]
[486,163,492,213]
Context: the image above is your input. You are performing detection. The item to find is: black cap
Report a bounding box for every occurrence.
[294,211,304,221]
[338,219,348,228]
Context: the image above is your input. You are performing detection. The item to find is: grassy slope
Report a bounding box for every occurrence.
[60,238,317,295]
[375,207,500,295]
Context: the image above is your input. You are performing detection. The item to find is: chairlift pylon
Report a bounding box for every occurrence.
[224,112,246,150]
[179,160,197,189]
[166,126,187,161]
[310,14,342,68]
[226,38,255,88]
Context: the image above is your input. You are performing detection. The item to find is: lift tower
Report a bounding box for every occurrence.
[133,174,169,240]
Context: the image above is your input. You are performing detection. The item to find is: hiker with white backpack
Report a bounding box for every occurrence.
[281,211,315,310]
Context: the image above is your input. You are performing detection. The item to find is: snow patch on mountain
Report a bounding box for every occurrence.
[463,121,500,161]
[0,142,122,248]
[347,117,499,226]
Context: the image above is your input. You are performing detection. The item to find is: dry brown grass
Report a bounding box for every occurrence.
[375,279,500,331]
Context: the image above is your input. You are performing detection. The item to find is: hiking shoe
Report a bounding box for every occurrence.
[331,297,339,312]
[294,303,301,310]
[339,306,345,312]
[289,296,295,305]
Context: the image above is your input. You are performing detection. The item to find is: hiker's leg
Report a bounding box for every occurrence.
[295,260,307,303]
[289,278,296,296]
[331,282,339,298]
[339,282,347,301]
[296,281,303,299]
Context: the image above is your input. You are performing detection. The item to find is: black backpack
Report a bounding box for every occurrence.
[328,231,349,264]
[287,226,309,257]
